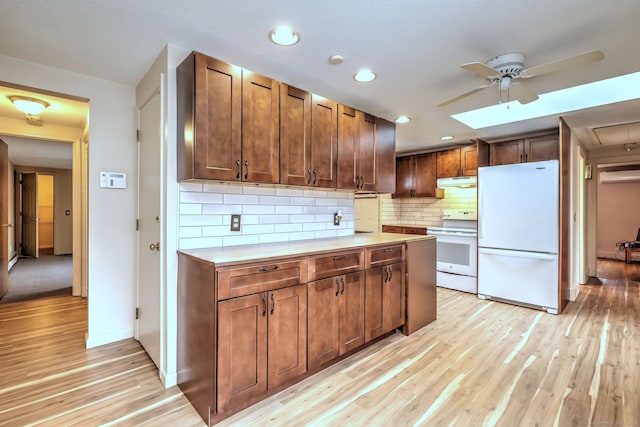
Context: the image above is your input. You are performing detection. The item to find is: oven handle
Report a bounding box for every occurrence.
[479,247,557,260]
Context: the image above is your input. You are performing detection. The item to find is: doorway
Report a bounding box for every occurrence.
[0,82,88,305]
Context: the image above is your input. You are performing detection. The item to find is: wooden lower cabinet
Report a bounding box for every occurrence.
[308,271,365,370]
[365,262,405,342]
[217,284,307,413]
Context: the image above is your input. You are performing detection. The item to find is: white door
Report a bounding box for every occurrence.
[137,89,162,368]
[478,160,559,253]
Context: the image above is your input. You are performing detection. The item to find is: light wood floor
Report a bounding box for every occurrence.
[1,260,639,426]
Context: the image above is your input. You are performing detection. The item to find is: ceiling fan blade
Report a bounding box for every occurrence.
[521,50,604,78]
[460,62,501,79]
[508,82,539,104]
[437,85,491,107]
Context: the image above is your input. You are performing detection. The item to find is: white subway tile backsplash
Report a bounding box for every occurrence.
[180,192,223,204]
[179,185,354,250]
[180,204,202,215]
[224,194,260,205]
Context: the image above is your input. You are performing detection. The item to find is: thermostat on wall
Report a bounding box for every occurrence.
[100,171,127,189]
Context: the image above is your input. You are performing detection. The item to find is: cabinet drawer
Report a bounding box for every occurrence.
[382,225,403,234]
[403,227,427,235]
[218,259,308,300]
[308,250,364,281]
[366,244,405,268]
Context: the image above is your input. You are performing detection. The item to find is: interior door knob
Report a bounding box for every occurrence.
[149,242,160,251]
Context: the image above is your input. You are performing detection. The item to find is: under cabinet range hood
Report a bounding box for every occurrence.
[436,176,477,188]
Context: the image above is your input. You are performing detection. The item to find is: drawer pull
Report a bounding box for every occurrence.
[383,248,393,252]
[332,255,346,261]
[261,294,267,317]
[258,265,279,273]
[270,293,275,315]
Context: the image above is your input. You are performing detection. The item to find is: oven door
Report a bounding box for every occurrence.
[430,233,477,277]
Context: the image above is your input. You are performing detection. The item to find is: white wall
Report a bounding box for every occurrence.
[0,54,138,348]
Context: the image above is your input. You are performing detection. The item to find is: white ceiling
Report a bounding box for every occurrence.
[1,0,640,157]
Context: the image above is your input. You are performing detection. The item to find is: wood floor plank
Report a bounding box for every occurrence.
[0,260,638,426]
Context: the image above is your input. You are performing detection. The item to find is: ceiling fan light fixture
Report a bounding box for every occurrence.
[9,95,50,115]
[395,115,411,124]
[269,26,300,46]
[354,69,376,83]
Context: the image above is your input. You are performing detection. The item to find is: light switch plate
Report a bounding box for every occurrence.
[230,214,241,232]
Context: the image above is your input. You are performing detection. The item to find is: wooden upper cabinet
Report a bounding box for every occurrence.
[375,118,396,194]
[460,145,478,176]
[358,113,377,191]
[280,84,312,186]
[310,95,338,188]
[436,145,477,178]
[394,156,414,198]
[489,134,558,165]
[392,153,437,198]
[242,71,280,183]
[525,134,559,163]
[177,52,279,183]
[414,153,437,197]
[337,105,359,189]
[280,87,339,188]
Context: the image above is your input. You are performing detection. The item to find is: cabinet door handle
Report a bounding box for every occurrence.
[359,176,364,189]
[389,267,392,281]
[270,293,275,315]
[261,294,267,317]
[308,169,312,184]
[383,266,389,282]
[244,160,249,179]
[312,169,317,185]
[258,265,279,273]
[520,154,523,163]
[336,278,341,296]
[236,160,241,179]
[525,153,528,162]
[340,278,345,295]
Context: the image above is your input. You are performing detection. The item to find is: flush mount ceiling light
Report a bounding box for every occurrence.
[269,26,300,46]
[353,69,376,83]
[440,135,454,141]
[9,95,50,115]
[328,54,344,65]
[395,115,411,124]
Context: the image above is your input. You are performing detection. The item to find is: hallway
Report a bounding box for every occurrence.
[0,255,72,304]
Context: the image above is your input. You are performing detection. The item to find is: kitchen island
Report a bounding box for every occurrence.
[177,233,436,425]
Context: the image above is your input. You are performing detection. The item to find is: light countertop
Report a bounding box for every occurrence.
[179,233,433,265]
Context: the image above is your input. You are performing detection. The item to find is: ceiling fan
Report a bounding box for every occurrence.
[437,50,604,108]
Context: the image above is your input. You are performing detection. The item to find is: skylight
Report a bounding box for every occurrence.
[451,72,640,129]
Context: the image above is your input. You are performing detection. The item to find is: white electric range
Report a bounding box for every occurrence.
[427,209,478,294]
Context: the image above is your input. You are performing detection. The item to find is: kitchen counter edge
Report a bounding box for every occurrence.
[178,233,433,265]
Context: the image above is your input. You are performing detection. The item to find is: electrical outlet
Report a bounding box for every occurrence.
[230,214,241,232]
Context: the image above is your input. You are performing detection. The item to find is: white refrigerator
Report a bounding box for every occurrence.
[477,160,559,313]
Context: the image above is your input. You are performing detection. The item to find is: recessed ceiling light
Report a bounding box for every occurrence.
[269,26,300,46]
[440,135,454,141]
[8,95,50,115]
[328,54,344,65]
[395,115,411,124]
[353,69,376,83]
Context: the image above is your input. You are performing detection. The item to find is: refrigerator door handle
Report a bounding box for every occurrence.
[479,247,557,260]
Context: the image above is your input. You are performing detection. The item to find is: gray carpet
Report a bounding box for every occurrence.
[0,255,73,304]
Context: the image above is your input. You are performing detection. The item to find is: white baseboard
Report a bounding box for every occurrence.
[161,369,177,388]
[8,252,18,271]
[85,328,134,349]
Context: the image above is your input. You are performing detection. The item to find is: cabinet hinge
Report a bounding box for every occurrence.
[136,129,142,142]
[136,307,140,320]
[136,218,140,231]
